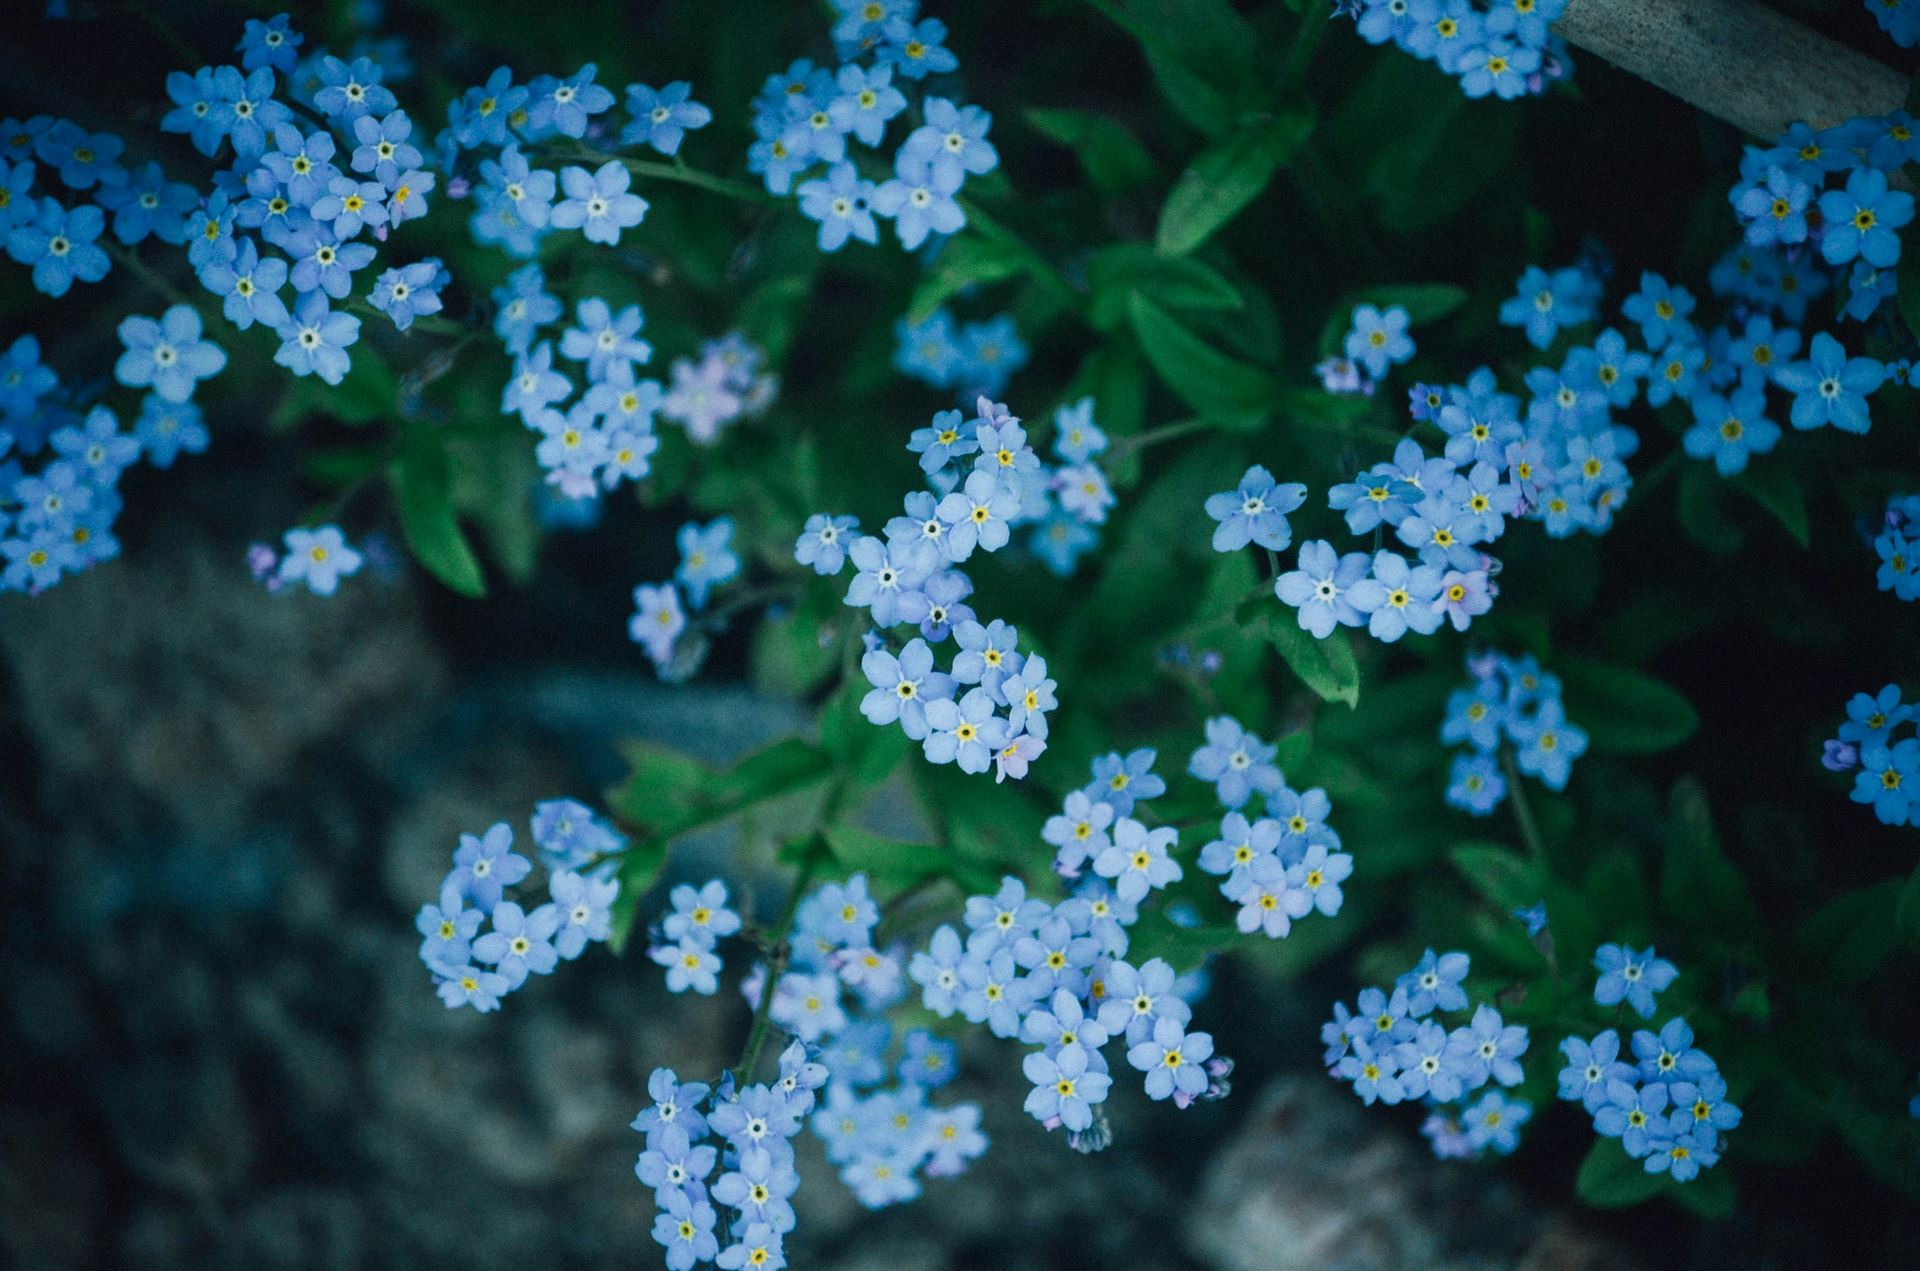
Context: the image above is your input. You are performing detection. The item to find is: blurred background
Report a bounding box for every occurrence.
[4,0,1920,1267]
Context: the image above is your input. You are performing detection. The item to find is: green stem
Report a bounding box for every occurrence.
[1112,417,1211,457]
[1500,748,1549,867]
[103,240,199,311]
[1280,2,1331,90]
[573,146,775,205]
[731,847,825,1087]
[345,299,468,338]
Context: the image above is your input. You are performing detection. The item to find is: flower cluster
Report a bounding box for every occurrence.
[632,1049,810,1270]
[416,799,626,1012]
[1190,719,1354,940]
[749,3,998,251]
[1342,0,1574,101]
[648,881,743,995]
[0,328,203,594]
[1558,1008,1740,1184]
[629,518,743,677]
[1869,493,1920,602]
[1324,951,1536,1157]
[1441,649,1588,815]
[799,395,1112,781]
[913,873,1225,1152]
[1820,684,1920,826]
[894,307,1028,399]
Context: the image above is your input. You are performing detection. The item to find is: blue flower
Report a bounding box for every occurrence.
[629,583,685,665]
[1818,166,1915,267]
[492,263,562,355]
[1683,386,1778,476]
[795,513,859,574]
[634,1121,717,1201]
[650,1187,720,1271]
[861,637,955,739]
[114,305,225,403]
[198,238,290,331]
[1000,653,1057,738]
[1463,1091,1530,1154]
[526,63,615,138]
[1127,1015,1213,1102]
[1189,716,1284,809]
[901,97,997,187]
[551,161,648,245]
[1345,303,1414,376]
[1348,549,1445,641]
[1093,817,1181,904]
[561,298,652,381]
[922,687,1010,774]
[1457,38,1541,100]
[369,260,444,331]
[134,395,208,468]
[652,937,722,994]
[432,963,510,1012]
[531,797,625,871]
[632,1067,711,1143]
[1205,463,1308,552]
[872,150,965,250]
[1197,810,1278,877]
[936,469,1020,559]
[1508,698,1587,790]
[798,161,880,251]
[350,110,422,189]
[273,293,360,385]
[274,523,363,596]
[715,1223,785,1271]
[877,16,962,79]
[450,822,531,912]
[1595,1078,1669,1156]
[663,880,742,948]
[621,81,713,155]
[1622,271,1696,351]
[1276,539,1373,638]
[549,870,618,958]
[97,161,195,245]
[1444,1003,1528,1088]
[450,67,528,150]
[1022,1040,1110,1131]
[1086,748,1165,815]
[473,900,561,987]
[846,535,932,627]
[417,879,484,968]
[161,68,226,156]
[1775,331,1885,434]
[1630,1018,1715,1084]
[1839,684,1911,745]
[1396,949,1470,1016]
[237,13,303,72]
[1558,1029,1636,1112]
[1592,944,1678,1019]
[1445,753,1506,815]
[1735,165,1812,247]
[6,198,109,297]
[313,55,396,122]
[828,63,908,146]
[1853,738,1920,825]
[675,518,738,609]
[1334,1034,1405,1106]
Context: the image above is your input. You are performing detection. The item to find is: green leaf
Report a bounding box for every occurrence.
[1094,0,1259,137]
[1267,610,1361,707]
[606,837,668,954]
[1574,1139,1667,1208]
[1675,465,1744,555]
[1795,880,1906,981]
[906,232,1028,323]
[1556,655,1699,754]
[1899,863,1920,942]
[1730,463,1810,546]
[1087,245,1242,330]
[1898,228,1920,343]
[820,687,910,787]
[1023,107,1156,191]
[392,432,486,598]
[1659,778,1759,944]
[1155,110,1314,255]
[818,825,976,893]
[1127,293,1280,419]
[1450,843,1538,910]
[710,737,836,808]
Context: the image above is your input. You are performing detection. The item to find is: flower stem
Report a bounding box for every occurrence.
[1500,748,1549,867]
[731,844,825,1086]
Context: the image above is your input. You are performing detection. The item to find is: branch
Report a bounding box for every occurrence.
[1557,0,1907,139]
